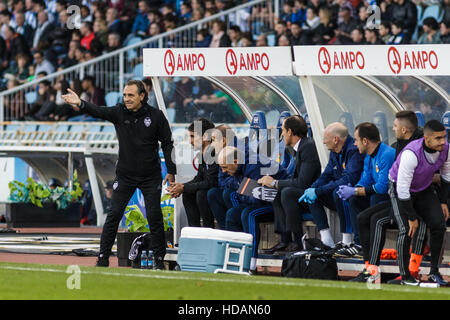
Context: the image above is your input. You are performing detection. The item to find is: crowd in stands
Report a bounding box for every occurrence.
[0,0,449,121]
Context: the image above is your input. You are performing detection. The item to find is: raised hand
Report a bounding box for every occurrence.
[61,88,81,108]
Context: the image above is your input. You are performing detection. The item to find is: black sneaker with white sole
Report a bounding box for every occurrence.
[153,256,165,270]
[334,244,362,258]
[400,276,420,286]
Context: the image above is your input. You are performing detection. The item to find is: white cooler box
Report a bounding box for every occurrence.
[177,227,253,275]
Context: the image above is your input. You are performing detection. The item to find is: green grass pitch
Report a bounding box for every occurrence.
[0,262,449,300]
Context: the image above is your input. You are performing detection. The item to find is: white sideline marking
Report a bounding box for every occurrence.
[0,265,449,295]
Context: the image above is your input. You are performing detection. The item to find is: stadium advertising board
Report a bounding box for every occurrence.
[294,45,450,76]
[143,47,293,76]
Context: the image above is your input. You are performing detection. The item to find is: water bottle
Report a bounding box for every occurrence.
[147,250,154,270]
[140,251,148,269]
[419,282,440,288]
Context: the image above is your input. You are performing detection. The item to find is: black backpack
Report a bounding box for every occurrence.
[281,238,338,280]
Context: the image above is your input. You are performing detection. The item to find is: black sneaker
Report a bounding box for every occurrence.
[325,242,345,256]
[428,272,448,286]
[95,258,109,267]
[400,275,420,286]
[334,244,362,258]
[349,269,370,282]
[153,256,165,270]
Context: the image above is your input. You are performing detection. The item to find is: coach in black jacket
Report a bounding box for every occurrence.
[168,118,219,228]
[259,115,321,253]
[62,80,176,269]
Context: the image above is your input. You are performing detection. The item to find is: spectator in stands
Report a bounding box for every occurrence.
[80,5,93,23]
[92,19,109,53]
[142,77,157,107]
[4,78,25,120]
[418,17,442,44]
[195,28,212,47]
[350,26,366,44]
[387,20,409,44]
[0,9,12,39]
[256,33,268,46]
[228,25,242,47]
[24,79,54,120]
[240,32,253,46]
[357,5,369,28]
[2,53,30,84]
[303,7,320,30]
[441,21,450,44]
[292,0,308,25]
[104,32,121,53]
[132,0,151,38]
[336,123,395,257]
[168,77,194,122]
[179,2,192,25]
[106,7,124,40]
[80,22,96,51]
[53,79,83,121]
[274,20,290,45]
[209,20,231,47]
[259,115,321,255]
[168,118,218,228]
[388,0,417,37]
[365,28,385,44]
[81,75,106,107]
[299,122,364,249]
[48,79,71,121]
[278,34,291,46]
[3,25,30,65]
[335,7,358,44]
[379,21,391,43]
[313,6,337,44]
[191,7,205,21]
[32,11,52,50]
[13,11,34,48]
[33,50,55,76]
[336,0,355,24]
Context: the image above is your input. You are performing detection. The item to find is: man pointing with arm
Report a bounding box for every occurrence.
[63,80,176,269]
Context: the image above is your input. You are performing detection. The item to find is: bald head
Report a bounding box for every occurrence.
[218,146,243,176]
[323,122,349,153]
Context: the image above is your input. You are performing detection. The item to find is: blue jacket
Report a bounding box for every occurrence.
[225,154,290,205]
[218,136,249,188]
[356,142,396,195]
[132,12,150,34]
[311,135,364,196]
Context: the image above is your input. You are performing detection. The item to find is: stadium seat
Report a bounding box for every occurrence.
[373,111,389,144]
[105,91,121,107]
[275,111,295,176]
[303,113,312,137]
[339,112,355,134]
[132,63,143,78]
[265,110,280,127]
[420,5,443,24]
[415,111,425,127]
[126,37,142,62]
[441,111,450,139]
[267,34,276,46]
[25,91,37,105]
[166,108,176,123]
[248,111,268,156]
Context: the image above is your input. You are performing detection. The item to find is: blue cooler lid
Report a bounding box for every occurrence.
[180,227,253,245]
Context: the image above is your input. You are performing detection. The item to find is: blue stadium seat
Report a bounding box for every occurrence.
[303,113,312,137]
[25,91,37,105]
[126,37,142,62]
[339,112,355,134]
[105,91,121,107]
[274,111,295,175]
[420,5,443,24]
[441,111,450,138]
[248,111,267,155]
[132,63,143,78]
[415,111,425,127]
[373,111,389,144]
[166,108,176,123]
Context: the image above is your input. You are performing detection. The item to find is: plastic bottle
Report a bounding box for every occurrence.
[147,250,154,270]
[140,251,148,269]
[419,282,440,288]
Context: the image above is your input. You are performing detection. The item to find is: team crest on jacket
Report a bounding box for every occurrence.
[113,181,118,190]
[144,117,151,127]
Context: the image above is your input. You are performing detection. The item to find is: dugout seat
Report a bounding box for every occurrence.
[274,111,295,176]
[415,111,425,127]
[441,111,450,139]
[303,113,313,137]
[248,111,268,157]
[339,112,355,134]
[373,111,389,144]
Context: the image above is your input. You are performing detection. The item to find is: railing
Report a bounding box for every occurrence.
[0,0,280,123]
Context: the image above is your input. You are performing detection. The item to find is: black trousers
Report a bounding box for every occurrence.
[358,201,427,266]
[99,174,166,259]
[272,186,308,235]
[390,182,446,276]
[182,189,215,228]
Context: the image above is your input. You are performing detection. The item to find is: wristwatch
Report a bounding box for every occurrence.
[270,180,277,189]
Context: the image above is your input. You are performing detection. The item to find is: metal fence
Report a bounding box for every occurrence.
[0,0,280,123]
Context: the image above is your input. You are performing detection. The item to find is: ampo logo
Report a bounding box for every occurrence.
[318,47,331,74]
[225,49,238,75]
[164,50,176,75]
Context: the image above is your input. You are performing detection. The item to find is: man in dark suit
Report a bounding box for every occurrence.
[259,115,321,253]
[168,118,219,228]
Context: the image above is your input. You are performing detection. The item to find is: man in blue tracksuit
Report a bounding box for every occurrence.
[335,122,396,257]
[207,125,248,229]
[299,122,364,249]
